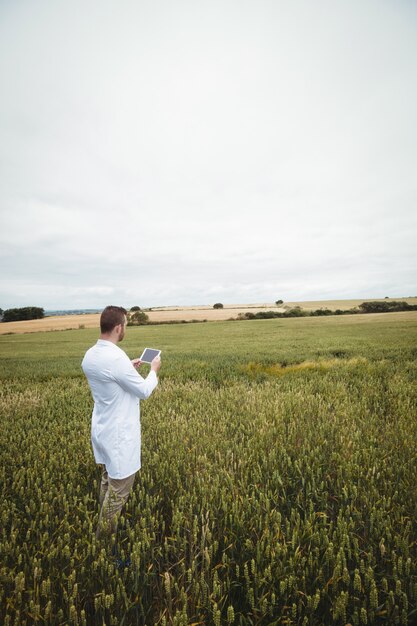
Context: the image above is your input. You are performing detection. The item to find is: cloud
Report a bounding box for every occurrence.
[0,0,416,308]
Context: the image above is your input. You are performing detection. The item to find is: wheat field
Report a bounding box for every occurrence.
[0,312,416,625]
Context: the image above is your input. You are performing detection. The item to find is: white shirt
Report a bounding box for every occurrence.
[81,339,158,479]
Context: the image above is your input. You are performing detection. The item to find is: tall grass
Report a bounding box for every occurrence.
[0,313,416,624]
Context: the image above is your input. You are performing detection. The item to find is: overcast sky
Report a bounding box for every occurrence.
[1,0,416,310]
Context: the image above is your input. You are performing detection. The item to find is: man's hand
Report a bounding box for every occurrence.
[151,355,161,373]
[131,358,143,369]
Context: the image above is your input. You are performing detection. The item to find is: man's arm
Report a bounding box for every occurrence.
[113,355,161,399]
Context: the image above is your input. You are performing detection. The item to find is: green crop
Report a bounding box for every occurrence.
[0,313,416,624]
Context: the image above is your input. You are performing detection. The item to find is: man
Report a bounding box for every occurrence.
[82,305,161,541]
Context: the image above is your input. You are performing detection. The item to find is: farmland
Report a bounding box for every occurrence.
[2,298,417,334]
[0,312,416,625]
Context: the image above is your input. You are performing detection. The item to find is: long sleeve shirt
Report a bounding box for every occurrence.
[81,339,158,478]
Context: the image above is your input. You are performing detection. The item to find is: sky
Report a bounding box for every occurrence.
[0,0,416,310]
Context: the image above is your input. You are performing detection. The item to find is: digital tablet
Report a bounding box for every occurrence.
[139,348,161,364]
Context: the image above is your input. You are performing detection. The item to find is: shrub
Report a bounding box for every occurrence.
[254,311,280,319]
[359,300,417,314]
[312,308,333,316]
[127,310,149,325]
[285,307,308,317]
[213,303,224,309]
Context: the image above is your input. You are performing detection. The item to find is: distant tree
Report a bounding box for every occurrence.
[127,310,149,326]
[213,303,224,309]
[2,307,45,322]
[0,308,3,316]
[275,299,284,305]
[130,306,141,311]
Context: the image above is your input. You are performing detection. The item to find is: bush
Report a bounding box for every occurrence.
[285,307,308,317]
[2,307,45,322]
[130,306,141,312]
[213,303,224,309]
[359,300,417,314]
[241,312,256,320]
[127,310,149,326]
[312,308,333,316]
[254,311,281,319]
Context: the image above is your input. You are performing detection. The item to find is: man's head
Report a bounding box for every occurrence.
[100,306,127,342]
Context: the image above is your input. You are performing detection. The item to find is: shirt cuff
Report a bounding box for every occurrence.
[147,369,158,383]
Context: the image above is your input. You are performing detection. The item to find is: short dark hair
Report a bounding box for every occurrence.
[100,306,127,334]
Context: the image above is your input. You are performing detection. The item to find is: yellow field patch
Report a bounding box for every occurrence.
[242,357,368,377]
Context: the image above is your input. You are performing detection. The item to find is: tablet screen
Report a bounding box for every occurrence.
[139,348,161,363]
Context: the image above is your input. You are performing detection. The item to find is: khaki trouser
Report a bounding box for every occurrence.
[96,464,136,539]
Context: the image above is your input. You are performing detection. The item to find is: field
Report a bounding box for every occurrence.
[2,298,417,334]
[0,312,416,625]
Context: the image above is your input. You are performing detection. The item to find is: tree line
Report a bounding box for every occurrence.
[0,307,45,322]
[238,300,417,321]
